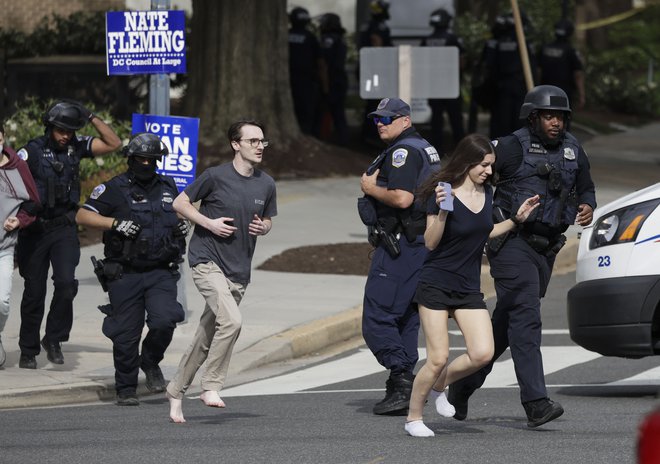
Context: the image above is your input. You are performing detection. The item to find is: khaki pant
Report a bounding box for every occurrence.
[167,261,246,399]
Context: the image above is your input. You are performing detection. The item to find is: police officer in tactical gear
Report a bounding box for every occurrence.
[421,8,466,152]
[16,100,121,369]
[483,11,537,139]
[288,6,324,136]
[539,19,586,110]
[448,85,596,427]
[359,98,441,415]
[319,12,349,146]
[76,133,187,406]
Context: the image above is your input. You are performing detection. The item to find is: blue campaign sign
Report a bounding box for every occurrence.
[132,114,199,192]
[106,10,186,75]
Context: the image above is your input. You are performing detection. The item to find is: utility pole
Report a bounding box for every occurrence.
[150,0,171,116]
[510,0,534,91]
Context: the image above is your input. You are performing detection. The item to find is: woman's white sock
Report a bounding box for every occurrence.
[429,388,456,418]
[405,420,435,437]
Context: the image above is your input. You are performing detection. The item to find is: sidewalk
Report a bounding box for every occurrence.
[1,121,658,409]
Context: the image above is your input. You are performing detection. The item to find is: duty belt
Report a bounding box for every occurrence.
[121,263,177,274]
[40,214,73,231]
[518,230,567,257]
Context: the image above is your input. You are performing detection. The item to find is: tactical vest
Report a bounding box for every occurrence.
[29,136,85,217]
[103,174,184,269]
[494,128,580,228]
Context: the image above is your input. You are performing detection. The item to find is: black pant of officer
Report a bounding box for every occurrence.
[362,238,426,415]
[291,79,319,135]
[17,220,80,358]
[428,97,465,152]
[103,268,184,397]
[450,236,554,417]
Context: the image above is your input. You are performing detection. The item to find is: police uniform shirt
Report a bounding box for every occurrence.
[359,19,392,48]
[288,27,321,82]
[320,32,348,93]
[493,130,596,212]
[373,127,425,218]
[82,173,176,220]
[18,134,94,217]
[421,30,464,52]
[539,41,584,94]
[419,184,494,293]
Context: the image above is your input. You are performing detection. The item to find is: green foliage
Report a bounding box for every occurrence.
[3,97,132,200]
[456,1,660,117]
[0,11,107,58]
[586,6,660,116]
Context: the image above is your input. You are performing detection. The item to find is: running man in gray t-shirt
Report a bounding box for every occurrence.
[166,120,277,423]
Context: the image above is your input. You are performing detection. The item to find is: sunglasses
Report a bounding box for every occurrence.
[373,115,401,126]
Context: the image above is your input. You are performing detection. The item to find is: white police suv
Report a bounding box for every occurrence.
[567,182,660,357]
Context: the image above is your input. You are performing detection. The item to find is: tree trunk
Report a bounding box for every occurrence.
[184,0,299,149]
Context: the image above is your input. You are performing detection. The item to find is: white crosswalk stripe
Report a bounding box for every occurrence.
[221,345,658,398]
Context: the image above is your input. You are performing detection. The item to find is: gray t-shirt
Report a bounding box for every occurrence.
[185,162,277,285]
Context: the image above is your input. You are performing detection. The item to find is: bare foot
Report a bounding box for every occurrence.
[167,392,186,423]
[200,390,226,408]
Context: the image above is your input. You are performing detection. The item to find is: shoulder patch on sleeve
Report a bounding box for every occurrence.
[391,148,409,168]
[491,140,498,147]
[89,184,106,200]
[17,148,28,160]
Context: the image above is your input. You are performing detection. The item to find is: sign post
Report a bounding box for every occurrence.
[150,0,172,116]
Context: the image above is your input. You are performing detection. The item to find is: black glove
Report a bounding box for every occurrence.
[111,219,142,240]
[77,103,94,122]
[173,219,190,238]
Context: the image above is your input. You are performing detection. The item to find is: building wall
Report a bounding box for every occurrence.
[0,0,192,33]
[0,0,124,32]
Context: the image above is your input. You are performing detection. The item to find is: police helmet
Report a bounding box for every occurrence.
[320,13,344,34]
[429,8,452,29]
[369,0,390,16]
[122,133,168,159]
[289,7,311,28]
[554,19,575,38]
[42,101,87,131]
[519,85,572,120]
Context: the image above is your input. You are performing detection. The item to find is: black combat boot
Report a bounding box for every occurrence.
[523,397,564,427]
[372,376,396,411]
[373,372,414,415]
[447,383,471,421]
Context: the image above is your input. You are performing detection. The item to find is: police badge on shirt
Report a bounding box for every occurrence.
[391,148,408,168]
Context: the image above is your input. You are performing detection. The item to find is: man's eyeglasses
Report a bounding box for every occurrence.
[239,138,269,148]
[373,115,401,126]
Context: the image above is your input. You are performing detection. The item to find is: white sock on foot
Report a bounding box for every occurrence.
[405,420,435,437]
[430,389,455,417]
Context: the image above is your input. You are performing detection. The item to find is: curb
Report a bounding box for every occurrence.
[233,236,580,372]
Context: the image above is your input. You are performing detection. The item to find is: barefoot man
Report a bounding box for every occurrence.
[166,119,277,423]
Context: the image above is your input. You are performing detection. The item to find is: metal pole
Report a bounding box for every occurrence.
[149,0,189,321]
[510,0,534,91]
[149,0,171,116]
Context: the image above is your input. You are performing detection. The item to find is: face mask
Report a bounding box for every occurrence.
[128,157,157,182]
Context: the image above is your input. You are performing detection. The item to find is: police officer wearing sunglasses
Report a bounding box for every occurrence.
[359,97,441,415]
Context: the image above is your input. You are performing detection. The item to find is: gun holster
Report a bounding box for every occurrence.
[369,220,401,258]
[90,256,108,292]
